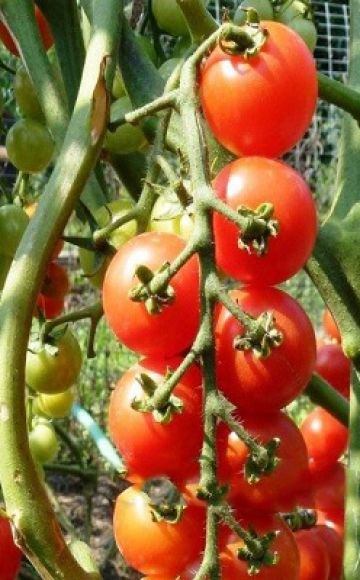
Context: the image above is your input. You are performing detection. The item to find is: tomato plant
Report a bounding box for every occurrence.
[323,308,341,342]
[6,118,55,174]
[0,205,29,257]
[0,6,53,56]
[213,157,317,285]
[148,190,194,239]
[0,516,22,580]
[14,64,45,122]
[199,20,317,157]
[33,388,75,419]
[105,96,148,155]
[29,419,59,464]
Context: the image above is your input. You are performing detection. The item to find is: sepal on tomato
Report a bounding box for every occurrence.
[142,477,186,524]
[237,203,279,256]
[233,311,283,359]
[131,372,184,423]
[220,13,269,58]
[236,528,280,575]
[245,436,281,484]
[129,263,176,314]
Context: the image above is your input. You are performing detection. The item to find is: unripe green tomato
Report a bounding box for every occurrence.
[14,65,45,122]
[34,388,75,419]
[288,16,317,52]
[79,198,137,288]
[0,205,29,257]
[26,329,82,394]
[276,0,308,24]
[112,68,126,99]
[148,195,194,240]
[104,97,147,155]
[29,420,59,464]
[0,254,13,291]
[234,0,274,25]
[172,35,191,57]
[152,0,207,37]
[158,58,182,80]
[6,118,55,174]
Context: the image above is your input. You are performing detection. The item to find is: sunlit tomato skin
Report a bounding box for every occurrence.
[36,294,65,319]
[29,419,59,464]
[315,342,350,397]
[0,7,53,56]
[40,262,69,299]
[213,157,317,285]
[33,388,75,419]
[103,232,200,357]
[113,486,205,576]
[317,509,344,539]
[323,309,341,342]
[312,462,345,513]
[6,118,55,174]
[215,286,316,414]
[315,525,343,580]
[301,407,348,474]
[108,358,203,482]
[0,516,22,579]
[217,411,310,511]
[295,528,330,580]
[25,329,82,394]
[199,21,317,158]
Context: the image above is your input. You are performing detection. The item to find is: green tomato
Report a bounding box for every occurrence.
[104,97,147,155]
[79,198,137,288]
[14,65,45,122]
[172,36,191,57]
[234,0,274,24]
[29,420,59,464]
[158,58,182,80]
[0,254,13,291]
[152,0,207,37]
[0,205,29,257]
[288,16,317,52]
[276,0,308,24]
[148,193,194,240]
[26,329,82,394]
[6,118,55,174]
[112,68,126,99]
[34,388,75,419]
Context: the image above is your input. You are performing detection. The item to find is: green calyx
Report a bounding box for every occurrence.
[128,263,175,314]
[131,372,184,423]
[219,14,269,58]
[245,437,281,484]
[238,203,279,256]
[238,528,280,575]
[142,477,186,524]
[233,311,283,358]
[281,508,317,532]
[196,481,229,504]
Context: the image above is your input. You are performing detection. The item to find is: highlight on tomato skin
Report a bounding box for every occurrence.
[315,342,350,398]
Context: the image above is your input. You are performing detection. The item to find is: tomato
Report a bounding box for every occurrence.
[148,192,194,240]
[152,0,207,37]
[14,65,45,122]
[36,294,65,320]
[234,0,274,26]
[323,309,341,342]
[312,462,345,513]
[301,407,348,474]
[199,21,317,158]
[217,411,310,511]
[0,6,53,56]
[6,118,55,174]
[0,516,22,579]
[26,328,82,394]
[213,157,317,285]
[276,0,308,25]
[109,357,202,483]
[103,232,200,357]
[33,388,75,419]
[113,485,205,576]
[79,198,137,288]
[40,262,69,299]
[0,205,29,257]
[215,286,316,413]
[104,97,147,155]
[315,342,350,397]
[112,68,126,99]
[315,525,343,580]
[288,17,317,52]
[29,419,59,464]
[294,528,330,580]
[316,509,344,539]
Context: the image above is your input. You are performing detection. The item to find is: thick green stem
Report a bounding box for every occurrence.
[0,0,121,577]
[318,73,360,121]
[305,373,349,426]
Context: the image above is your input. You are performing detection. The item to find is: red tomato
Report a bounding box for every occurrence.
[317,509,344,538]
[0,7,53,56]
[36,294,65,319]
[295,528,330,580]
[312,463,345,513]
[40,262,69,299]
[113,485,205,576]
[103,232,200,357]
[315,525,343,580]
[323,309,341,342]
[301,407,348,474]
[199,21,317,157]
[316,342,350,397]
[213,157,317,285]
[215,286,316,413]
[108,357,203,482]
[217,411,310,511]
[0,516,22,579]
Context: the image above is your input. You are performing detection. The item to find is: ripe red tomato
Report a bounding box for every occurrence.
[0,7,53,56]
[323,309,341,342]
[317,509,344,538]
[301,407,348,474]
[315,342,350,397]
[108,357,203,482]
[113,485,205,576]
[0,516,22,579]
[199,21,317,157]
[36,294,65,319]
[40,262,69,299]
[215,286,316,413]
[217,411,310,511]
[315,525,343,580]
[213,157,317,285]
[312,462,345,513]
[103,232,200,357]
[295,528,330,580]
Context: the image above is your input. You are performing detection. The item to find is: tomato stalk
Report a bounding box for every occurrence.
[305,373,349,426]
[0,0,121,576]
[318,73,360,122]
